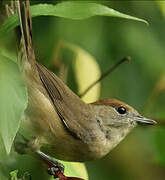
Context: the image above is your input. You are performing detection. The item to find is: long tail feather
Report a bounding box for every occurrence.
[15,0,36,70]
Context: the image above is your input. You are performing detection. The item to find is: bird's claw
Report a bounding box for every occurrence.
[47,166,84,180]
[47,162,64,179]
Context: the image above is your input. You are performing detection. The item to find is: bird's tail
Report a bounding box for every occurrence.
[15,0,36,72]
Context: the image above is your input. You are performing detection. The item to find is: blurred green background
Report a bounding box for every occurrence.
[1,1,165,180]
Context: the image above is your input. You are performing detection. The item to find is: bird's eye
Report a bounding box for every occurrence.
[117,106,127,114]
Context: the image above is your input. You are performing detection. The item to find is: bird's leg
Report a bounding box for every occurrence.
[35,151,64,179]
[35,151,84,180]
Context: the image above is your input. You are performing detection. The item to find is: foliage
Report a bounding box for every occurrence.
[0,1,165,180]
[0,55,27,154]
[0,1,147,36]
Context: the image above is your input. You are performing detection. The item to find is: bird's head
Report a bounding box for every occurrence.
[91,99,156,152]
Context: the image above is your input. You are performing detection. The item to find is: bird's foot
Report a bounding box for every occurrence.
[35,151,84,180]
[47,166,84,180]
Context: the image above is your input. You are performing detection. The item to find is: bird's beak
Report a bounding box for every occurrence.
[135,116,157,125]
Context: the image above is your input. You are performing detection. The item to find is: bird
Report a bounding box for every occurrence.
[13,0,156,179]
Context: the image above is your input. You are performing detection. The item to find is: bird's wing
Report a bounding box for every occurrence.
[36,62,95,141]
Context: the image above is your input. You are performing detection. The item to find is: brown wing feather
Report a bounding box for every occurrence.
[36,62,95,141]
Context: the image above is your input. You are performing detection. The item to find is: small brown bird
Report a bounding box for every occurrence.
[14,0,156,179]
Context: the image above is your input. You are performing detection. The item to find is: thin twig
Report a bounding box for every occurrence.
[79,56,131,98]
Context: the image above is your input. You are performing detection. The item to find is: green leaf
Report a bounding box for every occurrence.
[62,41,101,103]
[0,2,148,36]
[157,1,165,18]
[0,46,17,63]
[0,138,8,180]
[0,55,28,154]
[10,170,18,180]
